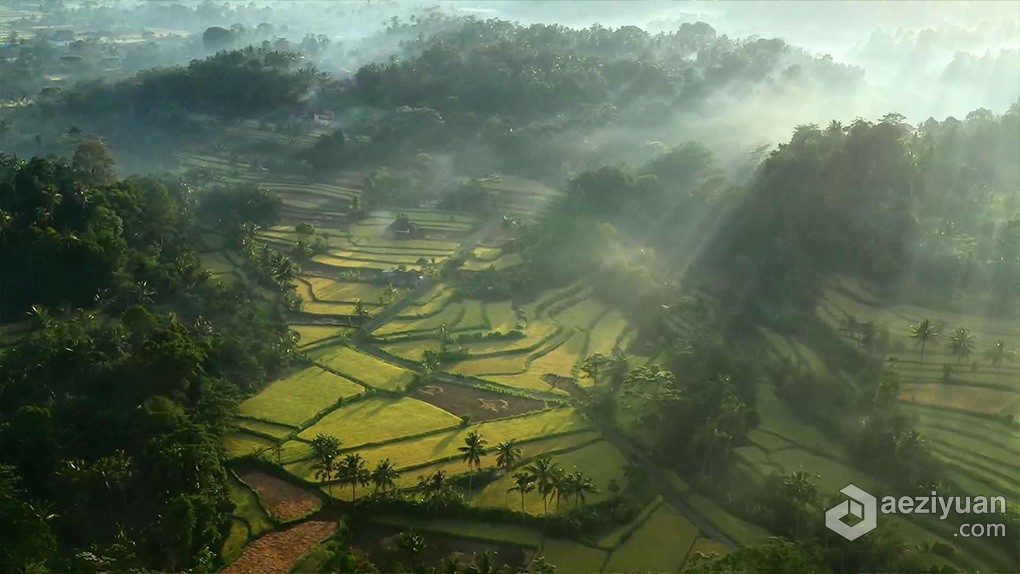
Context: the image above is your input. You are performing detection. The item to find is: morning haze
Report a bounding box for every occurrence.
[0,1,1017,573]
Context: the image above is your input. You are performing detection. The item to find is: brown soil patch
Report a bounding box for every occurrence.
[414,382,546,421]
[237,469,321,521]
[222,519,336,574]
[899,383,1020,416]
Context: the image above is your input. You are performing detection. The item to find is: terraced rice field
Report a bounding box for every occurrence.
[602,503,700,573]
[308,345,417,391]
[391,431,600,488]
[237,366,364,427]
[291,324,349,348]
[294,408,590,476]
[473,440,627,514]
[539,540,608,574]
[226,471,274,539]
[224,431,275,458]
[296,396,461,447]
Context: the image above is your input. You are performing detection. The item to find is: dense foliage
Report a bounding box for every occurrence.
[0,150,294,572]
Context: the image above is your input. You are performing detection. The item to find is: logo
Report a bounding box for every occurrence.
[825,484,877,540]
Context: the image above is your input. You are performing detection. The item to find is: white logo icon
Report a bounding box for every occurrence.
[825,484,877,540]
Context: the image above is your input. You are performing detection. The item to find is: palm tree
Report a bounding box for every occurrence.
[525,457,561,514]
[459,430,488,496]
[908,318,940,364]
[337,453,370,500]
[494,440,522,475]
[310,434,342,497]
[566,471,599,508]
[416,470,448,512]
[92,450,134,517]
[550,467,567,513]
[507,471,536,517]
[781,471,818,540]
[370,459,400,494]
[946,327,976,364]
[984,341,1017,378]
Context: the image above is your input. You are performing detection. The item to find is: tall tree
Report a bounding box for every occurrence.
[525,456,561,514]
[72,136,116,187]
[908,318,939,364]
[370,459,400,494]
[310,434,342,497]
[458,430,488,496]
[337,453,370,500]
[946,326,976,364]
[984,340,1017,380]
[494,440,522,475]
[507,471,536,517]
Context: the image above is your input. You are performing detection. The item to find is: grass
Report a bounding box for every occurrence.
[754,385,846,456]
[900,382,1020,416]
[233,418,295,439]
[238,366,365,427]
[603,503,699,573]
[585,310,629,357]
[341,408,590,471]
[220,518,249,561]
[291,324,349,348]
[681,491,770,546]
[226,472,273,537]
[598,497,663,548]
[309,345,417,391]
[302,276,395,302]
[552,298,605,330]
[540,540,607,574]
[375,303,465,336]
[473,440,627,514]
[526,331,587,379]
[483,301,519,331]
[224,431,275,458]
[296,396,461,447]
[370,515,541,547]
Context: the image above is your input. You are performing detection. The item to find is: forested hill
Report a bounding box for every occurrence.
[701,108,1020,319]
[0,145,296,572]
[37,18,865,180]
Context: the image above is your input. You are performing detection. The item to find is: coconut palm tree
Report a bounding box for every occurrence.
[946,327,976,364]
[781,471,818,540]
[507,471,536,517]
[525,457,561,514]
[908,318,940,364]
[494,440,522,474]
[337,453,370,500]
[416,470,448,511]
[459,431,488,496]
[566,471,599,508]
[984,340,1017,378]
[370,459,400,494]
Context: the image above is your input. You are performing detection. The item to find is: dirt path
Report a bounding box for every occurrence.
[221,519,336,574]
